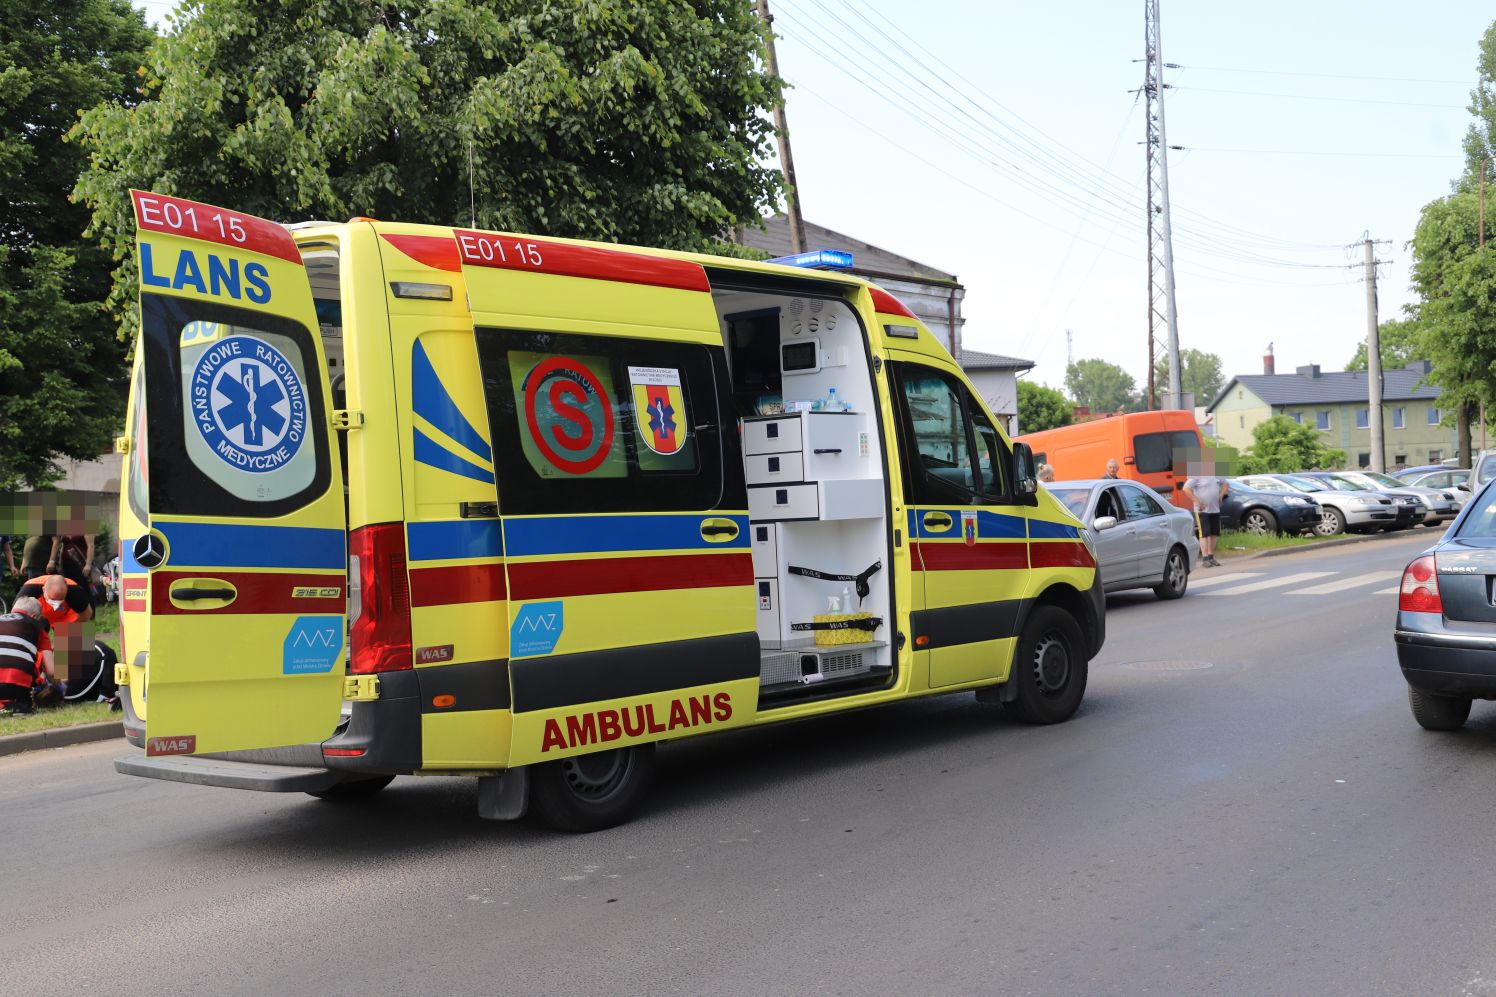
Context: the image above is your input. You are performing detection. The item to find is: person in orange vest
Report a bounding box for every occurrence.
[16,574,92,627]
[0,597,57,715]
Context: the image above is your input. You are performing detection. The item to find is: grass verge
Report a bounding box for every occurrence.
[1215,530,1322,557]
[0,701,116,737]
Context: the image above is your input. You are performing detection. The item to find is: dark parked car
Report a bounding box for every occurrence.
[1220,480,1320,535]
[1395,478,1496,729]
[1296,472,1424,530]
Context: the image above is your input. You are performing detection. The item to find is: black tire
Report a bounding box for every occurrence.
[1242,507,1278,535]
[1003,605,1088,725]
[530,744,656,832]
[1153,546,1189,600]
[1315,506,1346,537]
[1408,686,1472,731]
[308,775,395,801]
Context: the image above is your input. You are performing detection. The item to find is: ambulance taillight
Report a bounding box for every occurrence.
[347,522,413,674]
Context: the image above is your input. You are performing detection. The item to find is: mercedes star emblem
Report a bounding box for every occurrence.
[133,532,166,570]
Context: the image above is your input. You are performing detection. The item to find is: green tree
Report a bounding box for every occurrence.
[1345,315,1427,372]
[1016,379,1073,433]
[1237,416,1348,474]
[0,1,154,488]
[1153,348,1224,405]
[1065,358,1135,414]
[73,0,785,334]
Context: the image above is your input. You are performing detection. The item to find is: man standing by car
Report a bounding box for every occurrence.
[1102,459,1120,479]
[1185,461,1230,568]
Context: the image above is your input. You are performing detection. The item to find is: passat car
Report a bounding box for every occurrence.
[1044,479,1198,599]
[1394,480,1496,729]
[1220,480,1319,535]
[1251,473,1399,536]
[1295,472,1424,530]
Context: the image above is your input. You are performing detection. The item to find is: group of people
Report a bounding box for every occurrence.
[1034,457,1230,568]
[0,530,117,716]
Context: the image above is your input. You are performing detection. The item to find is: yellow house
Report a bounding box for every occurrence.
[1209,361,1456,469]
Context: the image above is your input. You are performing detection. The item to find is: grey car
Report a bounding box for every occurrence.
[1249,473,1399,536]
[1044,479,1199,599]
[1336,469,1460,525]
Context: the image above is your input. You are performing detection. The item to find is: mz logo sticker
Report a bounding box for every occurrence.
[511,601,564,657]
[283,616,344,674]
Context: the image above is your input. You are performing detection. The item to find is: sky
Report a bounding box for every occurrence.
[765,0,1494,395]
[129,1,1494,397]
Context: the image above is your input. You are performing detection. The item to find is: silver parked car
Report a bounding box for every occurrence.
[1256,472,1401,535]
[1044,479,1199,599]
[1336,469,1460,525]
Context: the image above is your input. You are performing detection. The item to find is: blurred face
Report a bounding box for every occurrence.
[1105,460,1119,476]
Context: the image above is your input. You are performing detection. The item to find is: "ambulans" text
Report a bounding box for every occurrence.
[540,693,732,753]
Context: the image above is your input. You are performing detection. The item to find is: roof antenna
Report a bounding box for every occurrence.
[468,96,477,229]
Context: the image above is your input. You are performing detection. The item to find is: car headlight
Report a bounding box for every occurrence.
[1283,496,1309,506]
[1417,495,1434,508]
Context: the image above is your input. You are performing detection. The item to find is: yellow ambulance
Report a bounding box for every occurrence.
[113,191,1106,830]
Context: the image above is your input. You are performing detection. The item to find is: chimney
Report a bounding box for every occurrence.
[1263,342,1275,375]
[1405,359,1432,375]
[1295,364,1321,379]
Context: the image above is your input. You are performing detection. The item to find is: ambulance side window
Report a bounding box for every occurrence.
[893,363,982,504]
[474,328,733,515]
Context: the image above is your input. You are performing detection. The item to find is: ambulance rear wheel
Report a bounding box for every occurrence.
[1003,605,1087,725]
[530,744,656,833]
[308,775,394,801]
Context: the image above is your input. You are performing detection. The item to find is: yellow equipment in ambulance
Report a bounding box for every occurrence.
[113,191,1107,831]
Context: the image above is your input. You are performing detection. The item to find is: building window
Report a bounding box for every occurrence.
[1429,449,1443,463]
[1394,454,1408,468]
[1355,408,1368,429]
[1239,415,1244,428]
[1289,411,1303,424]
[1392,407,1405,430]
[1316,410,1331,430]
[1237,389,1243,400]
[1428,406,1440,426]
[1358,452,1371,468]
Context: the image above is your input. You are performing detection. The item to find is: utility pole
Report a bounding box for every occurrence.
[1363,235,1390,473]
[756,0,807,254]
[1066,328,1074,369]
[1143,0,1183,410]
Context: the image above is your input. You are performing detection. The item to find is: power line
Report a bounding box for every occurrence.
[1172,85,1467,109]
[1178,146,1462,159]
[1177,64,1476,86]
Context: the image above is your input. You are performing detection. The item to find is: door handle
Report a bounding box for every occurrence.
[922,511,954,532]
[700,518,740,542]
[167,579,238,610]
[813,448,842,455]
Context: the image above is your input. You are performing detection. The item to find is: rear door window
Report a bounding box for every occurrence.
[1119,484,1165,519]
[140,293,331,517]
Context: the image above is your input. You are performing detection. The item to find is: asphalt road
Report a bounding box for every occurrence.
[6,529,1495,996]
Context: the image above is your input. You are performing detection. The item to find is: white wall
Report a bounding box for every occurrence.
[968,368,1021,436]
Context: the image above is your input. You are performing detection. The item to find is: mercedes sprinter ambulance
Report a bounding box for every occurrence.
[113,191,1104,830]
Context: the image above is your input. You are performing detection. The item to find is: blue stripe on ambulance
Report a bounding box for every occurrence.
[407,520,505,561]
[411,339,492,462]
[504,513,751,557]
[413,426,495,484]
[1028,519,1081,539]
[906,509,1027,539]
[154,522,346,569]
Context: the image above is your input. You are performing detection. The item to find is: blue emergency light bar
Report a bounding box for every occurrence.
[766,248,855,270]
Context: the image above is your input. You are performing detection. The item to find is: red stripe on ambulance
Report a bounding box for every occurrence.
[1027,541,1096,569]
[408,563,506,607]
[913,541,1028,572]
[868,285,917,319]
[130,190,301,264]
[148,571,343,615]
[379,233,462,272]
[507,552,752,601]
[453,229,711,292]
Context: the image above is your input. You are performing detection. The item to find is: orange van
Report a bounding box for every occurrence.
[1016,411,1203,510]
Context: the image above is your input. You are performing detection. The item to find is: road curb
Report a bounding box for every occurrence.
[1223,526,1441,562]
[0,721,123,759]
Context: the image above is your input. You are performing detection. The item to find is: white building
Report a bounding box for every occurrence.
[960,350,1036,437]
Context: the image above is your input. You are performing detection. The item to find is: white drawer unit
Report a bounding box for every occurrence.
[755,578,780,643]
[749,483,820,522]
[743,416,803,455]
[745,451,806,486]
[751,523,779,576]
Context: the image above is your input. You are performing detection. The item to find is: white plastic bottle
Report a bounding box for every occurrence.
[827,387,839,412]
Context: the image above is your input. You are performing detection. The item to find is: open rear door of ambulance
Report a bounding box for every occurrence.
[127,191,346,756]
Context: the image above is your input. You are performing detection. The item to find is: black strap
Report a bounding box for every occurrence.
[790,617,884,633]
[786,561,882,604]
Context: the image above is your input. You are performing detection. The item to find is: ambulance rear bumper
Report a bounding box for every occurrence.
[113,753,345,793]
[118,669,424,777]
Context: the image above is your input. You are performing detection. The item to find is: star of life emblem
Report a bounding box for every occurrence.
[190,335,307,474]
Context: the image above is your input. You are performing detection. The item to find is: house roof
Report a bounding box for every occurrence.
[1209,363,1440,411]
[960,349,1035,372]
[738,214,957,284]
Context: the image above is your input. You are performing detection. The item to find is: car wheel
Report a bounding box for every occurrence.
[1003,605,1088,725]
[1315,507,1346,536]
[1153,546,1189,601]
[530,743,656,832]
[307,775,395,801]
[1407,686,1472,731]
[1243,508,1277,535]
